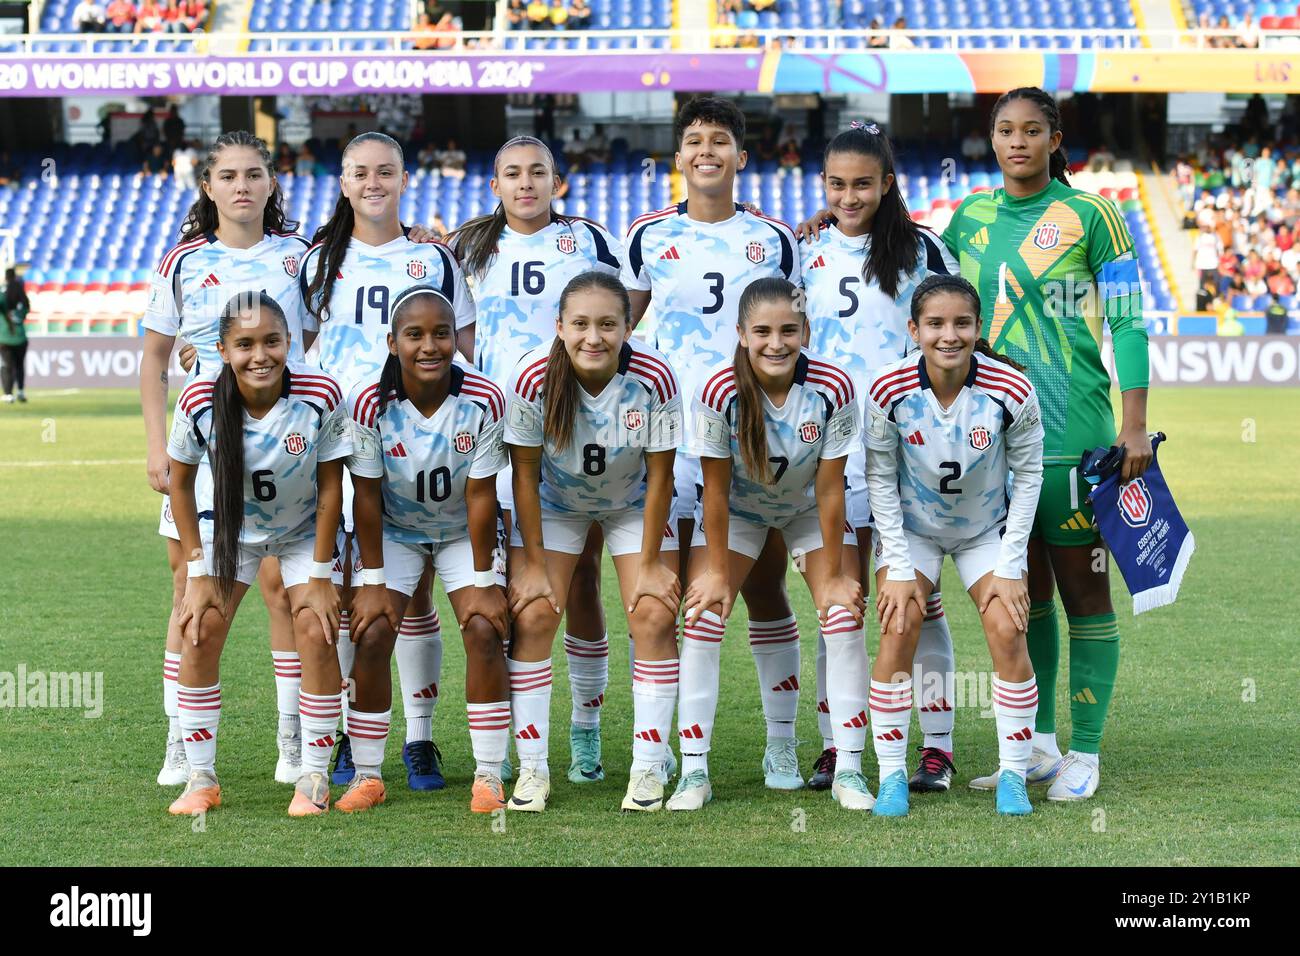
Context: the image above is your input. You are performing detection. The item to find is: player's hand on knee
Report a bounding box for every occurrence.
[627,560,681,618]
[877,578,923,636]
[350,584,397,642]
[983,575,1030,633]
[684,569,730,626]
[817,574,865,628]
[179,577,225,646]
[508,561,559,618]
[461,584,509,640]
[296,577,341,645]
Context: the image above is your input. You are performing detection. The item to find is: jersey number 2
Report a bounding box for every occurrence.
[939,461,962,495]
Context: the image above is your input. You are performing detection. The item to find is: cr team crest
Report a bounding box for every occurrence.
[407,259,427,279]
[1118,478,1153,528]
[1032,222,1061,250]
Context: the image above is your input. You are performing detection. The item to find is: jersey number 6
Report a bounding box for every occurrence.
[252,469,277,502]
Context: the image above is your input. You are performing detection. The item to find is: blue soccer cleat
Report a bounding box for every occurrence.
[872,769,911,817]
[996,769,1033,815]
[567,724,605,784]
[330,732,355,786]
[402,740,446,791]
[762,738,805,790]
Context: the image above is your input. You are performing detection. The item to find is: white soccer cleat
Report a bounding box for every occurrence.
[274,731,302,785]
[831,770,876,811]
[1046,752,1099,801]
[157,733,190,786]
[507,768,551,812]
[655,745,678,785]
[620,768,665,812]
[969,746,1062,791]
[665,769,713,811]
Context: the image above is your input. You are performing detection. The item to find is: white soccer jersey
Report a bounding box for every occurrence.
[864,352,1045,581]
[466,218,624,388]
[504,339,683,514]
[304,233,476,396]
[347,361,508,546]
[803,226,957,502]
[168,362,351,545]
[144,231,313,379]
[622,202,800,442]
[690,350,859,526]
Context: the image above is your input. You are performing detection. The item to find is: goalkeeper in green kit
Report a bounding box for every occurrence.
[941,87,1152,801]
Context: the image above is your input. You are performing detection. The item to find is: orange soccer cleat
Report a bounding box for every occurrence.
[335,774,386,813]
[168,770,222,816]
[470,772,507,813]
[287,772,331,817]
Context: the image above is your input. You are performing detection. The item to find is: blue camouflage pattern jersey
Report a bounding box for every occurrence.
[462,218,623,388]
[504,339,683,514]
[346,362,507,546]
[303,233,476,396]
[167,363,351,545]
[622,202,800,445]
[864,352,1044,578]
[803,225,956,509]
[144,230,313,380]
[691,350,859,526]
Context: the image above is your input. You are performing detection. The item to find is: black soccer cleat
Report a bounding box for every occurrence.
[908,746,955,792]
[808,746,837,791]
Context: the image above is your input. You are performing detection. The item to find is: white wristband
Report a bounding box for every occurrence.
[186,559,207,579]
[359,567,386,587]
[309,560,334,580]
[474,569,496,589]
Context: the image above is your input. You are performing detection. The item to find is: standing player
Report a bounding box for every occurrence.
[302,132,476,792]
[341,287,511,814]
[941,88,1151,800]
[800,121,962,792]
[864,275,1044,817]
[672,278,869,811]
[623,96,809,788]
[140,131,315,791]
[165,292,349,817]
[504,272,683,813]
[446,136,624,785]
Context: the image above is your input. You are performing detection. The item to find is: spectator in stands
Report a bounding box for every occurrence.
[549,0,570,30]
[1196,276,1219,312]
[1193,223,1222,289]
[105,1,137,33]
[748,0,777,11]
[417,140,439,171]
[173,139,197,189]
[134,1,164,33]
[1238,11,1259,50]
[1,269,29,404]
[295,142,318,177]
[134,110,160,157]
[1175,156,1195,211]
[142,142,169,178]
[890,16,914,49]
[1218,302,1245,336]
[163,103,185,150]
[867,17,888,47]
[569,0,590,28]
[275,142,296,175]
[527,0,551,30]
[436,138,467,179]
[1266,294,1290,333]
[161,0,189,32]
[73,2,107,32]
[564,128,587,170]
[1214,15,1233,49]
[586,124,609,164]
[778,139,801,173]
[713,11,739,47]
[433,11,460,48]
[960,127,988,164]
[412,12,439,49]
[1253,145,1276,214]
[506,0,527,29]
[720,0,741,13]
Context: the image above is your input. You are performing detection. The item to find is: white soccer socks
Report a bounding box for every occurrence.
[677,609,725,775]
[395,609,442,744]
[631,658,678,772]
[822,606,870,775]
[993,676,1039,777]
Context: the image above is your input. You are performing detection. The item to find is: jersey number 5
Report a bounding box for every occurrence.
[939,461,962,495]
[838,276,860,318]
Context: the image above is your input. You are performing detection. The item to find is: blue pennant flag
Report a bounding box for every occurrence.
[1082,433,1195,615]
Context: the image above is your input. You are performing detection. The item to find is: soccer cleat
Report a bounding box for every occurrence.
[831,770,876,811]
[567,724,605,784]
[808,747,837,791]
[287,772,331,817]
[969,746,1062,791]
[157,733,190,786]
[1,394,12,404]
[762,738,805,790]
[1046,752,1100,802]
[620,768,665,812]
[908,747,955,792]
[665,769,713,811]
[507,768,551,812]
[995,770,1033,815]
[167,770,221,816]
[330,732,355,785]
[274,730,302,785]
[16,391,26,403]
[470,772,507,814]
[500,750,514,783]
[655,745,678,785]
[872,769,910,817]
[402,740,446,791]
[335,774,386,813]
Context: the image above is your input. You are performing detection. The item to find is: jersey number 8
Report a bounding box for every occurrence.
[582,444,606,476]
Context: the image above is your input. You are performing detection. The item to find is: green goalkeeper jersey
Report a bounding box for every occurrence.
[941,178,1150,465]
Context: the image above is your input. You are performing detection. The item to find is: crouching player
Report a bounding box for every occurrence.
[166,292,349,817]
[865,275,1045,817]
[344,286,512,814]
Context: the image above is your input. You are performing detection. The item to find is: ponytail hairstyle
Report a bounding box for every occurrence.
[908,274,1026,372]
[823,120,920,299]
[543,270,631,452]
[180,130,297,243]
[446,135,567,280]
[210,291,290,602]
[376,284,457,415]
[989,87,1071,186]
[306,131,406,323]
[734,277,804,484]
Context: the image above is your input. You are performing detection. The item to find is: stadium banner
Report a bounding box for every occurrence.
[3,50,1300,97]
[23,337,186,389]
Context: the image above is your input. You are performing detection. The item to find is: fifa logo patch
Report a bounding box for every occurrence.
[799,421,821,444]
[283,255,299,278]
[284,432,307,456]
[968,425,992,450]
[747,241,766,264]
[454,430,475,454]
[556,235,576,254]
[407,260,426,279]
[1033,222,1061,250]
[624,409,645,431]
[1118,478,1153,528]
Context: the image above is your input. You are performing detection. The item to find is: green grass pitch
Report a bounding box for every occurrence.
[0,386,1294,866]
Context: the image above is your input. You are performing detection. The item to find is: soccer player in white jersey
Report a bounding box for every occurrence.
[140,131,317,792]
[301,132,476,793]
[670,278,870,811]
[165,293,349,818]
[341,287,512,814]
[504,272,684,813]
[864,275,1045,817]
[446,136,624,785]
[801,122,963,794]
[623,96,811,787]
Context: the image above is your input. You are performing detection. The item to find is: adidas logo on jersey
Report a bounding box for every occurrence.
[659,246,681,261]
[808,255,826,269]
[905,430,925,445]
[634,728,663,743]
[581,694,605,709]
[185,728,213,743]
[816,700,830,714]
[386,442,408,458]
[772,675,799,692]
[307,735,335,749]
[1059,510,1095,532]
[200,273,220,288]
